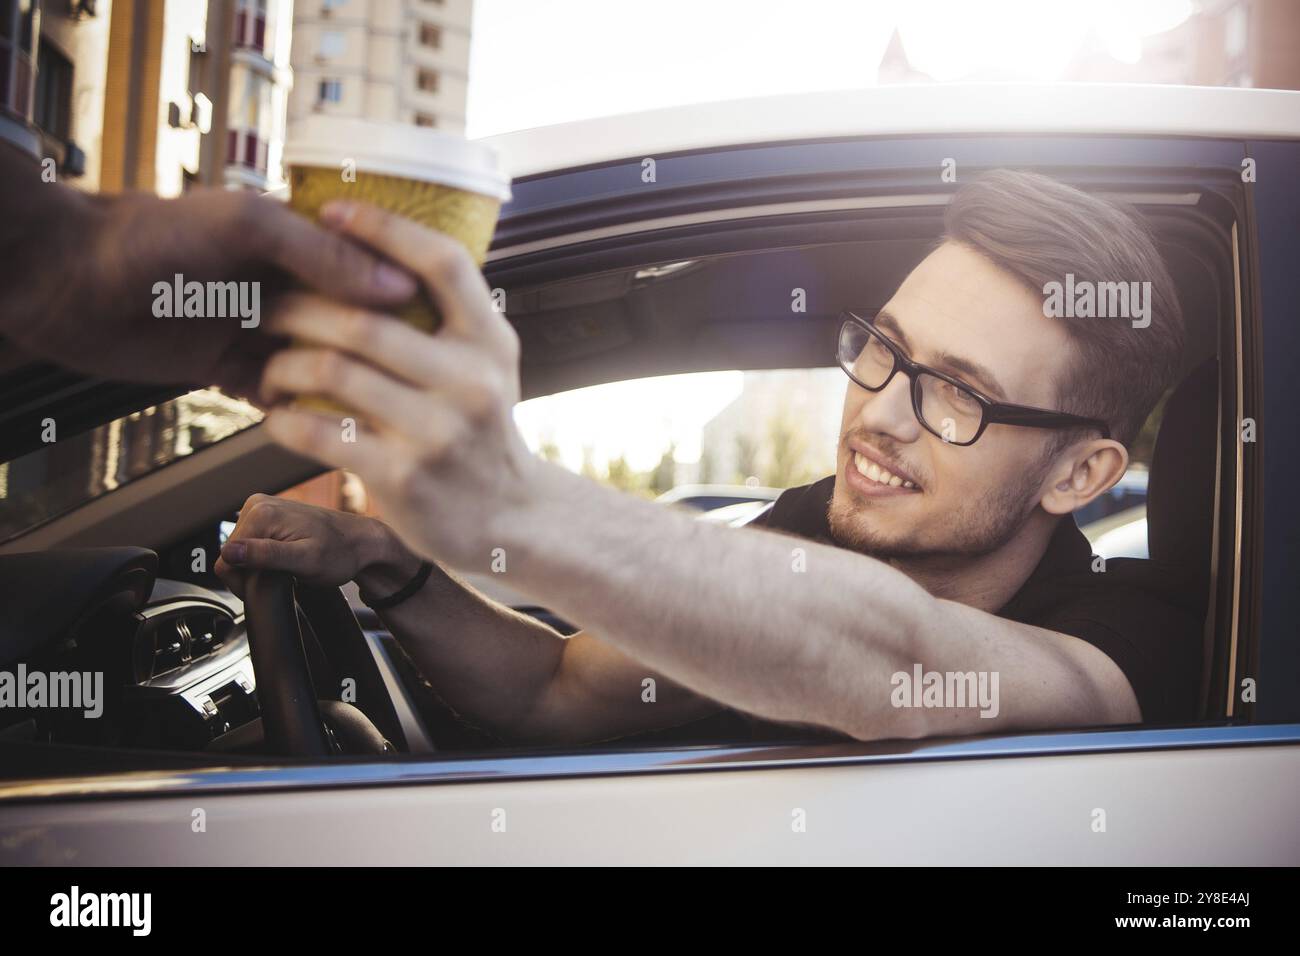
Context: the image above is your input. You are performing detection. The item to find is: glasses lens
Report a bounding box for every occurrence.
[838,322,895,389]
[917,372,983,444]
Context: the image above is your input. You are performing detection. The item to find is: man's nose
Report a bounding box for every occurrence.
[854,372,922,443]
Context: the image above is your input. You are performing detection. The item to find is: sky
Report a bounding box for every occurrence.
[469,0,1196,474]
[465,0,1196,138]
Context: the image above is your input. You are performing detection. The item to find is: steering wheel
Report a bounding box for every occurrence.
[241,570,419,756]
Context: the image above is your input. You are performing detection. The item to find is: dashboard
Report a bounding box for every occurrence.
[0,546,437,760]
[121,581,262,750]
[0,546,263,753]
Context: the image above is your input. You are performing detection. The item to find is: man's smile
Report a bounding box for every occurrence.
[844,440,923,498]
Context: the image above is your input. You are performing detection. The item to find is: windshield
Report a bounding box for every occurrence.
[514,368,842,493]
[0,388,262,544]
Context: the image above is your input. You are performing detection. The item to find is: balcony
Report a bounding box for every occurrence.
[233,10,268,57]
[226,128,268,175]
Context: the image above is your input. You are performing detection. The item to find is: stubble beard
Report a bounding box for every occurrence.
[827,456,1050,563]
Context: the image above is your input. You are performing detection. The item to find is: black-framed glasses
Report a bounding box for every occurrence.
[836,311,1110,447]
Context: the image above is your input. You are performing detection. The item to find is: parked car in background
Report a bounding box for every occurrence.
[1074,467,1148,529]
[655,483,782,512]
[1088,508,1150,560]
[1077,468,1150,559]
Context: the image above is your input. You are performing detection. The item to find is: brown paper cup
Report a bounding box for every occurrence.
[283,118,511,416]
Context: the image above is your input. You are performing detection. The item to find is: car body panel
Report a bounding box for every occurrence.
[3,735,1297,864]
[482,85,1300,180]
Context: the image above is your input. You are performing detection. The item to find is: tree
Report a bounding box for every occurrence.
[538,440,563,464]
[604,455,646,495]
[579,445,600,480]
[696,448,716,485]
[765,411,811,488]
[649,444,678,496]
[733,432,760,484]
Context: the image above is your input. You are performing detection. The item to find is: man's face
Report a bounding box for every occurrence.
[829,241,1076,560]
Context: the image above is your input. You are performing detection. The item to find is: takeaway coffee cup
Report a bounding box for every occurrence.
[282,117,512,410]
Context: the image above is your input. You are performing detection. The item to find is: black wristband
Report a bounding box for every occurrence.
[360,560,434,610]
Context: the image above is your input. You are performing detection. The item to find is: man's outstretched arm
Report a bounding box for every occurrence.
[494,464,1141,740]
[215,495,721,744]
[256,201,1142,742]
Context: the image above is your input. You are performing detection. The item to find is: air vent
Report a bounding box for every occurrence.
[132,604,236,682]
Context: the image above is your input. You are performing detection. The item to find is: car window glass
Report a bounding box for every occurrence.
[0,389,262,544]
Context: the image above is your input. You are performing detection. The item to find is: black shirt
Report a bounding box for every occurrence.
[751,475,1202,726]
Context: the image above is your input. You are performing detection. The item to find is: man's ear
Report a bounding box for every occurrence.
[1039,438,1129,516]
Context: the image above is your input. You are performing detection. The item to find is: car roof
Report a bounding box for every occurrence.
[481,83,1300,179]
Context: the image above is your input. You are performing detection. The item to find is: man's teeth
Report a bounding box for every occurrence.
[853,451,916,489]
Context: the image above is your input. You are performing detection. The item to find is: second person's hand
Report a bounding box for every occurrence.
[0,144,419,400]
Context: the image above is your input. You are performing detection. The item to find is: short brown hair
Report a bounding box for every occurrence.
[942,169,1184,447]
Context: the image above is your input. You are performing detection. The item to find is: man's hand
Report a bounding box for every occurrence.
[257,200,537,570]
[0,146,418,398]
[215,493,421,599]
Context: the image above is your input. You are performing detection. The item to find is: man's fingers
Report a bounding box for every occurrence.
[318,201,492,341]
[219,536,318,578]
[260,346,428,426]
[228,492,280,542]
[213,555,247,599]
[262,404,398,475]
[264,295,487,391]
[254,199,418,308]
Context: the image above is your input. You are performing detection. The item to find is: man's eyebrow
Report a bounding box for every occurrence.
[873,309,911,350]
[872,309,1009,402]
[935,350,1008,402]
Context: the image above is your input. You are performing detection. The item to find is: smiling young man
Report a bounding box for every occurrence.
[216,169,1200,745]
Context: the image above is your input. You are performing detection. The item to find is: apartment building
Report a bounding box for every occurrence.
[97,0,211,196]
[0,0,296,195]
[194,0,295,192]
[289,0,471,133]
[1,0,113,189]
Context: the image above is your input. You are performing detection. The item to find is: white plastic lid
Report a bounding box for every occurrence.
[284,116,512,202]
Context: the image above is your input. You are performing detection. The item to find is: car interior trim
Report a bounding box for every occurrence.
[486,192,1202,263]
[1228,222,1244,717]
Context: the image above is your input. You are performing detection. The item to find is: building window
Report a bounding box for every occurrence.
[226,129,268,173]
[418,23,441,48]
[318,30,344,58]
[234,0,268,55]
[416,68,439,92]
[318,78,343,103]
[34,39,73,141]
[226,68,273,174]
[414,112,435,127]
[0,0,39,122]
